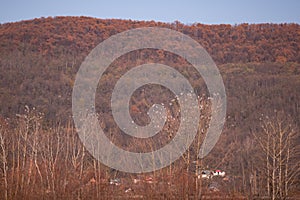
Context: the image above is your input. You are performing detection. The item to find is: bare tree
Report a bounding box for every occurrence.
[40,123,62,197]
[0,126,8,200]
[254,112,300,199]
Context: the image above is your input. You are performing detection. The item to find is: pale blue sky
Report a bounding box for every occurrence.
[0,0,299,24]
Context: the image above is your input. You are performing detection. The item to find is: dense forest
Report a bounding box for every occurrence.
[0,16,299,199]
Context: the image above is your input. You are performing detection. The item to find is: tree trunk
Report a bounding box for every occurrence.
[0,131,8,200]
[272,136,276,200]
[267,132,270,197]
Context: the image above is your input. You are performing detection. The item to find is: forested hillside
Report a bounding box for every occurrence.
[0,17,299,199]
[0,17,299,120]
[0,16,299,63]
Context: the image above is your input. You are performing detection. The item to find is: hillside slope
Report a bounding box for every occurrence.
[0,16,299,122]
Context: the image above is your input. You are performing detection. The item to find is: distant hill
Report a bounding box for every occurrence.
[0,16,299,123]
[0,16,299,126]
[0,16,299,64]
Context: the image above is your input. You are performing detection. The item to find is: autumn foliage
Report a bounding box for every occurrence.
[0,16,299,64]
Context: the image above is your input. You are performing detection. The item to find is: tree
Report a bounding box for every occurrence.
[0,125,8,200]
[254,112,300,199]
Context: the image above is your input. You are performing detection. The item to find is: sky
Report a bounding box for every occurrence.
[0,0,299,25]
